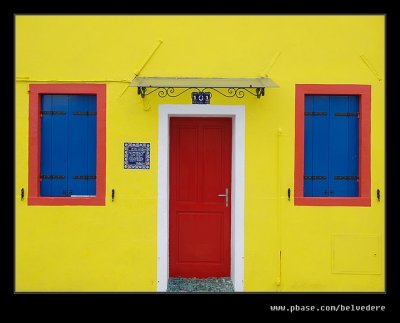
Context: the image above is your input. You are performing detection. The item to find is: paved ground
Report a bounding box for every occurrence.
[167,277,234,292]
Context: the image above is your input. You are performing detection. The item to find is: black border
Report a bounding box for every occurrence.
[3,5,397,318]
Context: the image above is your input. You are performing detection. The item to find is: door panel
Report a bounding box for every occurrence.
[177,126,198,202]
[177,211,223,263]
[202,127,224,202]
[169,117,232,278]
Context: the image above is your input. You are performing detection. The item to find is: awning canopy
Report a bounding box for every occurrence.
[130,77,279,99]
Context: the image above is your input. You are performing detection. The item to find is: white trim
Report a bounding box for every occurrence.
[157,104,245,292]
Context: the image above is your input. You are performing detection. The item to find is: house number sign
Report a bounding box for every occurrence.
[192,92,211,104]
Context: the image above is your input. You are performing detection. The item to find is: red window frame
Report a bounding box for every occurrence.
[28,84,106,206]
[294,84,371,206]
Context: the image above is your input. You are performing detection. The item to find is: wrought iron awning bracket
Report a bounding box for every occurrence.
[138,87,146,98]
[256,87,265,98]
[132,77,278,100]
[137,86,266,99]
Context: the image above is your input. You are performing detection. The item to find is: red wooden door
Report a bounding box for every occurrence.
[169,117,232,278]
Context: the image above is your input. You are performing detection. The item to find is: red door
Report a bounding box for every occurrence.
[169,117,232,278]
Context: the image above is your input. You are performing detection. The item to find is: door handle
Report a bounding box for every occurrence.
[217,188,229,208]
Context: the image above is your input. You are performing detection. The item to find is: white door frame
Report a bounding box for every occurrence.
[157,104,245,292]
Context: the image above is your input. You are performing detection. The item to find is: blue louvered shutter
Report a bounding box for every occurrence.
[40,95,69,196]
[329,96,359,197]
[67,95,97,196]
[40,94,96,197]
[304,95,330,196]
[304,95,359,197]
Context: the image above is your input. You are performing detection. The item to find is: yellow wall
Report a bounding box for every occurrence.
[15,15,385,291]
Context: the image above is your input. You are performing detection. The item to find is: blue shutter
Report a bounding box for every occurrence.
[87,95,97,195]
[347,96,359,196]
[67,95,97,196]
[304,95,359,198]
[40,95,53,196]
[40,95,68,196]
[40,94,97,197]
[304,95,314,196]
[329,96,359,197]
[304,95,330,197]
[68,95,88,196]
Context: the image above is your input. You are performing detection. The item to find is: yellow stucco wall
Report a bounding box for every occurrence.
[15,15,385,291]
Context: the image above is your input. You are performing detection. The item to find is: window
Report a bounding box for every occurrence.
[40,95,97,197]
[28,84,106,206]
[294,84,371,206]
[304,95,359,197]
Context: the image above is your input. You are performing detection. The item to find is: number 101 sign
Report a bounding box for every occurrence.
[192,92,211,104]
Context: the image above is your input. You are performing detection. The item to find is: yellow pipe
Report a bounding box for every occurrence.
[360,54,382,81]
[276,128,283,289]
[120,39,164,97]
[133,39,163,77]
[16,78,131,83]
[261,51,282,77]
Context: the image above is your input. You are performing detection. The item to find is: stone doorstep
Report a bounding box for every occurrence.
[167,277,234,293]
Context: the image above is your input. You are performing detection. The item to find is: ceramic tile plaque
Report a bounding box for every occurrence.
[124,143,150,169]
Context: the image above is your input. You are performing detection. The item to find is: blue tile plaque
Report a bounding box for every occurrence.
[124,143,150,169]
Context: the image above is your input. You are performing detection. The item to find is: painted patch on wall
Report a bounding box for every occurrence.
[124,143,150,169]
[331,234,381,274]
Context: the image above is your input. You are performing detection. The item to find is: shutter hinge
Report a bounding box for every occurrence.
[40,175,66,179]
[40,111,66,116]
[305,112,328,116]
[334,176,359,180]
[73,111,97,116]
[73,175,97,180]
[334,112,359,117]
[304,176,327,180]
